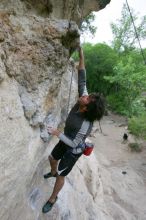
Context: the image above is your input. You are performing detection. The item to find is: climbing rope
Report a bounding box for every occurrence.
[125,0,146,65]
[66,61,74,116]
[98,120,103,133]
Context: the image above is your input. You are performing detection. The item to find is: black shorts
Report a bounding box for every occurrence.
[51,140,82,176]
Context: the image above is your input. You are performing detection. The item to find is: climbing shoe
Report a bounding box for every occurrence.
[42,197,58,213]
[43,172,58,179]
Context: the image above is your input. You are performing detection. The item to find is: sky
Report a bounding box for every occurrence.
[82,0,146,48]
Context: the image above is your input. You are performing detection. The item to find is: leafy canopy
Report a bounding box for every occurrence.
[83,43,118,94]
[111,3,146,53]
[80,12,97,38]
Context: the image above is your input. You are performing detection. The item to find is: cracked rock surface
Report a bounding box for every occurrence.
[0,0,112,219]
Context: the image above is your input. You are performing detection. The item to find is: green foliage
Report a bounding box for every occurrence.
[80,13,97,38]
[107,94,146,116]
[130,97,145,116]
[107,94,128,115]
[83,43,118,94]
[71,50,79,61]
[111,3,146,52]
[104,54,146,116]
[74,3,146,141]
[128,143,142,152]
[128,112,146,140]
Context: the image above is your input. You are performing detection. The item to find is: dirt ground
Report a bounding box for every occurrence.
[91,112,146,219]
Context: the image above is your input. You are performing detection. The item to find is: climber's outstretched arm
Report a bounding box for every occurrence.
[78,47,85,70]
[77,47,88,97]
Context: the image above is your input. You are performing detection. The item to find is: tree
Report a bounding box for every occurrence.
[80,12,97,38]
[104,52,146,116]
[111,3,146,53]
[107,4,146,116]
[83,43,118,95]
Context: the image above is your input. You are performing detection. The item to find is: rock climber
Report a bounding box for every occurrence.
[42,46,105,213]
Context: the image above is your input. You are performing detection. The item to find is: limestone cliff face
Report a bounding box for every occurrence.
[0,1,110,220]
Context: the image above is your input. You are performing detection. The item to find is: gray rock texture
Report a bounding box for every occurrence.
[0,0,111,220]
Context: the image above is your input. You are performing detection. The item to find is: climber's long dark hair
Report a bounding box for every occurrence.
[84,93,105,122]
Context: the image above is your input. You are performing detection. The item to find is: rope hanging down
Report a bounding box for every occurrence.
[66,62,74,115]
[125,0,146,65]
